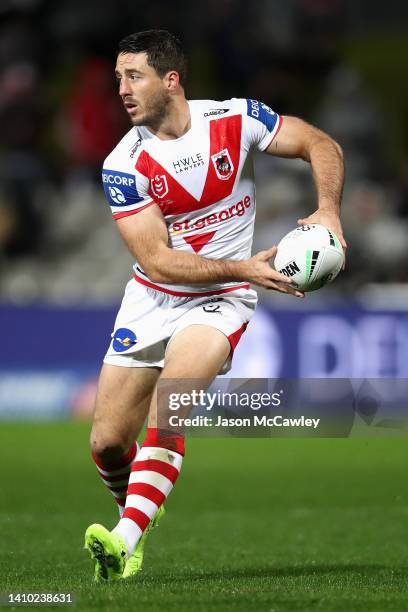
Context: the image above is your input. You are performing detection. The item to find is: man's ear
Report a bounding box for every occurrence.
[165,70,181,92]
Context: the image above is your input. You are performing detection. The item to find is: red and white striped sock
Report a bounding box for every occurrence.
[112,428,185,555]
[92,442,139,518]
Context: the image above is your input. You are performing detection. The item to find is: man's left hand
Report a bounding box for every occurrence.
[297,209,347,250]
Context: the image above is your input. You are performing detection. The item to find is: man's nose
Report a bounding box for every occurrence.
[119,78,131,97]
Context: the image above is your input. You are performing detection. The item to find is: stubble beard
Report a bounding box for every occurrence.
[130,88,171,129]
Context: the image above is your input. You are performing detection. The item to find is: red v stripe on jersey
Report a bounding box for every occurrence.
[200,114,241,205]
[135,115,242,216]
[136,149,197,215]
[183,230,216,253]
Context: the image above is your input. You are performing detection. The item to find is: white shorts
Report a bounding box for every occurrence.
[104,278,257,374]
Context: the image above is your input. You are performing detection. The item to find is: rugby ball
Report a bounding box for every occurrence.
[274,224,344,292]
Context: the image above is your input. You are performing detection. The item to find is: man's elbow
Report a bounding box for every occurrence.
[140,255,172,284]
[145,267,171,283]
[135,243,172,283]
[332,139,344,162]
[308,128,344,162]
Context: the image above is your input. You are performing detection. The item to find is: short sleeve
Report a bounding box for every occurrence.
[102,167,154,220]
[242,99,282,152]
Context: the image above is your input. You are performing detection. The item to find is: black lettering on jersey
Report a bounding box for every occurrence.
[203,108,229,117]
[129,138,142,158]
[173,153,204,174]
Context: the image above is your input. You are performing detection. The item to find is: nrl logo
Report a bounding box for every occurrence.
[151,174,169,198]
[211,149,234,180]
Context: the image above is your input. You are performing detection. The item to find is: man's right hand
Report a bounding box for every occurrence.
[242,246,305,298]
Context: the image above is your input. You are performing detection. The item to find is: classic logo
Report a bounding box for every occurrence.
[202,297,223,314]
[203,108,229,117]
[202,303,222,314]
[151,174,169,199]
[129,137,142,158]
[211,149,234,180]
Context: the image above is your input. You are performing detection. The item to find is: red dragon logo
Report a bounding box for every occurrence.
[211,148,234,180]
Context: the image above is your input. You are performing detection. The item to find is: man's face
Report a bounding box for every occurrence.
[115,52,170,127]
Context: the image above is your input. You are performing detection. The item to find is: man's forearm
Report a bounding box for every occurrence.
[308,136,344,213]
[143,246,249,285]
[139,244,298,294]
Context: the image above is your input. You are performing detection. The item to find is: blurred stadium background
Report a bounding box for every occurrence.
[2,3,408,609]
[1,0,408,418]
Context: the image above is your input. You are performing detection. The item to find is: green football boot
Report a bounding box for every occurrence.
[84,524,127,582]
[122,505,166,579]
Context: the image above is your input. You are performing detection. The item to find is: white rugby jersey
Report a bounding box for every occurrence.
[102,98,282,296]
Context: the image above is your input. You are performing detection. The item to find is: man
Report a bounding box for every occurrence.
[85,29,345,582]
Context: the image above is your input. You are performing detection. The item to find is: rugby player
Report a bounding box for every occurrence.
[85,29,345,581]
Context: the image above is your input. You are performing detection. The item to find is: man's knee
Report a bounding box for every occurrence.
[90,424,131,462]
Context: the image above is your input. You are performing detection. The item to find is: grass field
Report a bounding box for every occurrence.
[1,422,408,611]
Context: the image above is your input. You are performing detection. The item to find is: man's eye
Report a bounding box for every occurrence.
[130,74,140,80]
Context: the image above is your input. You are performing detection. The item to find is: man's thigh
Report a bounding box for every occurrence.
[164,325,231,378]
[169,289,256,374]
[92,364,161,449]
[148,325,230,428]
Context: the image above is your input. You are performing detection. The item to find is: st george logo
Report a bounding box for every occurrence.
[211,149,234,180]
[151,174,169,199]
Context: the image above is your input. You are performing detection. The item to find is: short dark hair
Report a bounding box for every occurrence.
[118,30,187,86]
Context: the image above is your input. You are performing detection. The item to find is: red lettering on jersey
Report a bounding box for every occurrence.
[183,231,216,254]
[135,115,242,216]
